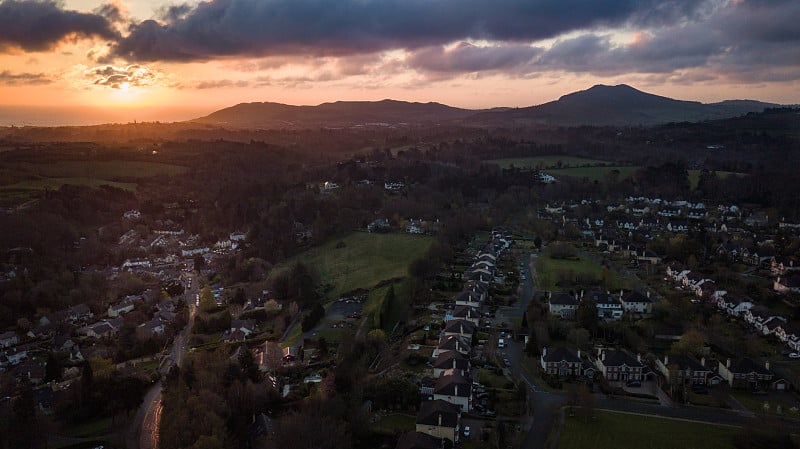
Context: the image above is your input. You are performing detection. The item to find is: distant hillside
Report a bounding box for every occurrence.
[192,99,480,128]
[466,84,778,127]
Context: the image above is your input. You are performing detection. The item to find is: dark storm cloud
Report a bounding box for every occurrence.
[0,0,119,52]
[110,0,702,62]
[0,70,52,85]
[405,0,800,83]
[408,42,542,73]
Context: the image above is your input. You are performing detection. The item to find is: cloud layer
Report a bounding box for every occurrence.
[0,70,51,85]
[1,0,799,88]
[0,0,118,51]
[110,0,699,61]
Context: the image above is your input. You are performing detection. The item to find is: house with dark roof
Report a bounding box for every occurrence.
[395,431,451,449]
[433,335,471,358]
[415,399,460,443]
[590,291,623,320]
[448,306,481,326]
[595,349,645,382]
[433,370,472,412]
[540,347,582,377]
[655,355,712,385]
[718,358,787,390]
[547,292,578,319]
[620,290,653,315]
[716,294,753,317]
[443,320,476,341]
[432,351,470,379]
[453,290,482,308]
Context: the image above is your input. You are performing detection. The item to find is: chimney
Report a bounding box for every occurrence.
[620,290,624,299]
[542,347,547,357]
[637,353,642,363]
[646,291,651,298]
[726,358,731,368]
[701,357,706,367]
[438,413,442,427]
[577,349,581,359]
[454,385,458,396]
[765,361,770,371]
[580,290,585,299]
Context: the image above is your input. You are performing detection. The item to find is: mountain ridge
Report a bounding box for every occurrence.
[193,84,779,128]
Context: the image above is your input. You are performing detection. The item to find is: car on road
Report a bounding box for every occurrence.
[463,426,470,438]
[789,352,800,359]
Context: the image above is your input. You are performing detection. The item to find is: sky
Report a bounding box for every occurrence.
[0,0,799,125]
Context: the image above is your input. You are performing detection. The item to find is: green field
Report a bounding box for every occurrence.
[1,176,137,191]
[0,160,188,199]
[536,255,604,290]
[544,166,640,182]
[273,232,434,299]
[687,170,747,190]
[6,160,188,180]
[483,156,610,169]
[556,411,738,449]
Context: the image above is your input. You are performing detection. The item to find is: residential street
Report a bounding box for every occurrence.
[501,250,787,449]
[129,272,199,449]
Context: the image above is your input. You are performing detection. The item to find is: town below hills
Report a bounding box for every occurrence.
[0,83,799,449]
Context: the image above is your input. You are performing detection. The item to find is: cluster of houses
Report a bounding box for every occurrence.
[118,217,247,275]
[397,230,514,449]
[663,261,798,388]
[533,194,800,398]
[547,289,655,322]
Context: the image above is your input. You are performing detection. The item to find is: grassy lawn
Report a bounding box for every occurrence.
[536,255,604,290]
[544,166,640,182]
[557,410,739,449]
[478,368,514,390]
[61,416,113,438]
[272,232,434,299]
[493,389,525,416]
[483,156,610,169]
[687,170,747,190]
[732,392,800,418]
[686,391,727,408]
[315,326,351,344]
[370,413,416,435]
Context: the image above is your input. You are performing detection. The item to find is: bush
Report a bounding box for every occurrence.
[302,303,325,332]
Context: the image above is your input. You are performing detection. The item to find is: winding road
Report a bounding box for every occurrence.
[129,273,198,449]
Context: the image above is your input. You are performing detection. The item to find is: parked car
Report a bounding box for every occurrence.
[463,426,471,437]
[789,352,800,359]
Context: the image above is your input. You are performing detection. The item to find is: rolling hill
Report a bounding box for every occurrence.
[192,99,483,128]
[466,84,778,127]
[192,84,779,129]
